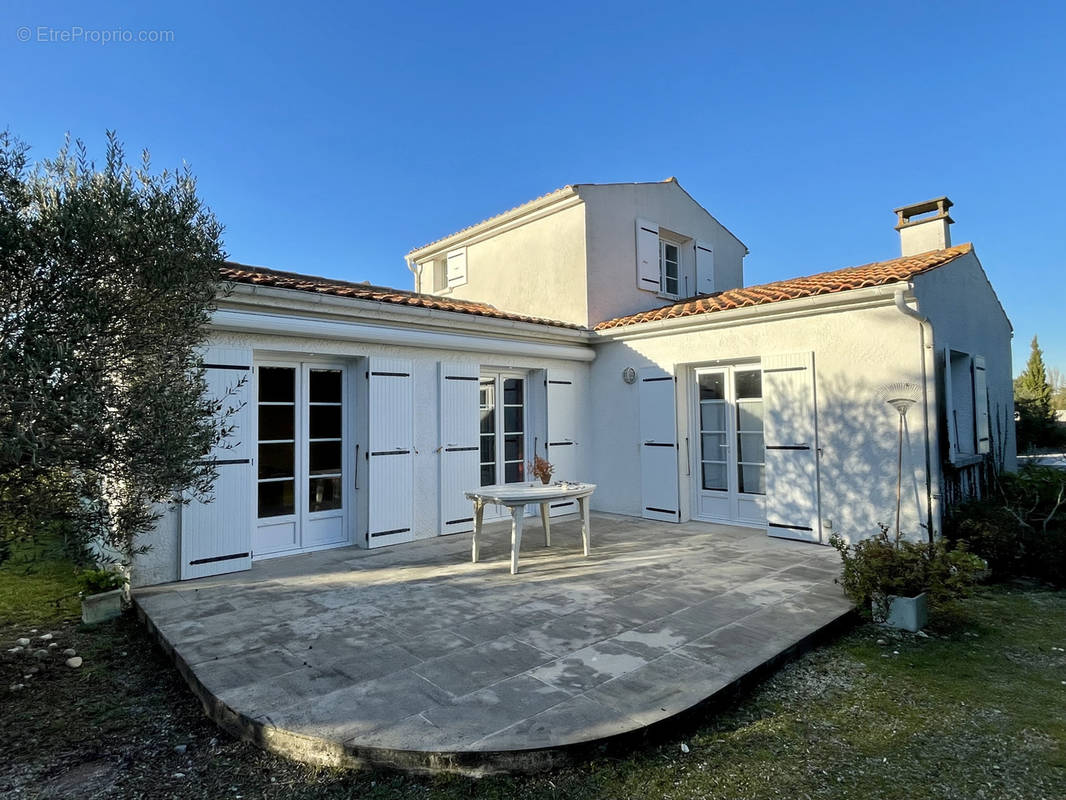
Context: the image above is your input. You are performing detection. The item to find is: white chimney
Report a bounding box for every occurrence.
[894,197,953,256]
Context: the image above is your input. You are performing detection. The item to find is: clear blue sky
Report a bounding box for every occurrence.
[3,0,1064,374]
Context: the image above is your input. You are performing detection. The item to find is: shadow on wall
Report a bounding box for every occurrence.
[812,372,929,544]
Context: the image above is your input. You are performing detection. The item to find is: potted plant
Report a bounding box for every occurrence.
[830,525,984,631]
[77,568,126,625]
[529,454,554,485]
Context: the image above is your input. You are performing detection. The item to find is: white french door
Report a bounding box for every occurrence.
[693,365,767,526]
[479,371,530,521]
[255,362,349,557]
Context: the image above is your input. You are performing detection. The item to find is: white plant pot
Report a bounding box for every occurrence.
[881,592,928,632]
[81,588,123,625]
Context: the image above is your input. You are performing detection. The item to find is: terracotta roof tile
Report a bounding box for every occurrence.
[594,244,973,331]
[220,262,583,330]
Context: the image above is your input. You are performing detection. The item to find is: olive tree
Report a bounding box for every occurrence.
[0,131,231,565]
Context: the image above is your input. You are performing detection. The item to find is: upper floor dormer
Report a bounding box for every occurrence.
[405,178,747,328]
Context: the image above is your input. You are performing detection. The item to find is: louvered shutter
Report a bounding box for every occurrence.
[367,358,414,548]
[439,362,479,534]
[180,346,254,580]
[638,367,680,522]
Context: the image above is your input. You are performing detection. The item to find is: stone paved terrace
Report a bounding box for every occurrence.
[134,513,853,774]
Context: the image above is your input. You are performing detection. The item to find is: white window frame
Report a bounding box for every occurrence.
[659,238,682,299]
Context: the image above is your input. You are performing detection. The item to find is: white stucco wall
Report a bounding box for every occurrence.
[913,251,1017,471]
[131,324,592,587]
[588,301,933,545]
[416,199,589,327]
[580,181,747,326]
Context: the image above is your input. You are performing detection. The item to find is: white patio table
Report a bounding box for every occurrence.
[465,482,597,574]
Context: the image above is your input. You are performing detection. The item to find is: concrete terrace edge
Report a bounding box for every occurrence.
[133,597,857,776]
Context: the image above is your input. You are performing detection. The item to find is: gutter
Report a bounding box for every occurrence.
[893,288,941,542]
[592,283,911,342]
[209,309,596,363]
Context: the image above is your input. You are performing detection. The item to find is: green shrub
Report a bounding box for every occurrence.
[831,526,985,622]
[944,465,1066,586]
[76,568,125,596]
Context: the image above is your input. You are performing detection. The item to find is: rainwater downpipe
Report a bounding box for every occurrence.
[893,287,941,543]
[405,256,422,292]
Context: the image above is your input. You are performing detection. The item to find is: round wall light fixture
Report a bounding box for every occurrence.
[622,367,637,384]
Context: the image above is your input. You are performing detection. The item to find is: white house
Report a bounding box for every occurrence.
[131,181,1015,586]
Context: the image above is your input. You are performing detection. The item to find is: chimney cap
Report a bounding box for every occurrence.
[893,196,954,230]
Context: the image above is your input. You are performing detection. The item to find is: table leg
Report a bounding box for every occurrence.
[510,506,524,575]
[579,496,590,556]
[540,502,551,547]
[471,499,484,563]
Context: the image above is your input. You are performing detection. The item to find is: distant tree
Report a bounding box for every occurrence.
[1014,336,1059,450]
[0,131,230,566]
[1048,366,1066,412]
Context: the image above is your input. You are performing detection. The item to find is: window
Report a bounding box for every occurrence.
[479,373,526,487]
[258,366,297,518]
[944,349,990,461]
[697,367,765,495]
[660,240,680,297]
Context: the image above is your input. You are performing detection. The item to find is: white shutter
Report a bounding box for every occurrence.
[367,358,414,548]
[180,346,254,580]
[636,218,661,292]
[763,352,821,542]
[439,362,479,534]
[638,367,680,522]
[974,354,990,455]
[695,240,715,295]
[546,369,579,517]
[446,248,467,288]
[942,346,957,461]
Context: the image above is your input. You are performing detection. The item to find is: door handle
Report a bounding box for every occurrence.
[354,444,359,489]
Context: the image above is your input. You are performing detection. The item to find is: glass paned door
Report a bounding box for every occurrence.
[694,365,766,525]
[479,371,528,520]
[258,366,297,518]
[307,368,343,513]
[255,362,348,557]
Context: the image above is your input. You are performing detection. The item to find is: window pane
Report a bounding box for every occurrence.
[737,432,765,463]
[504,406,523,433]
[737,401,764,432]
[259,443,294,479]
[480,405,496,434]
[504,461,524,484]
[665,277,678,295]
[480,464,496,486]
[503,378,523,406]
[309,404,342,439]
[735,370,762,399]
[701,433,727,459]
[259,367,295,403]
[480,435,495,463]
[700,402,727,432]
[309,441,342,476]
[258,479,294,518]
[308,477,342,512]
[698,373,725,401]
[259,404,294,441]
[739,464,765,495]
[503,434,523,461]
[702,462,727,491]
[309,369,342,403]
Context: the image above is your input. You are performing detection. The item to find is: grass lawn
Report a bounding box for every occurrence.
[1,564,1064,799]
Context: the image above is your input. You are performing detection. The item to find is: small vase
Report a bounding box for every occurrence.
[540,475,552,485]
